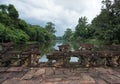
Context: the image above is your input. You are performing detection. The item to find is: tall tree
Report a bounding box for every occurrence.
[75,17,87,38]
[92,0,120,44]
[74,17,93,39]
[45,22,56,34]
[63,28,73,41]
[0,4,56,43]
[45,22,56,40]
[8,4,19,19]
[0,4,8,14]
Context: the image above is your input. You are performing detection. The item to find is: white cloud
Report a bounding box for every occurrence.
[0,0,102,36]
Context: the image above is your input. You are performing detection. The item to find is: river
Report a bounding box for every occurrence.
[39,41,79,63]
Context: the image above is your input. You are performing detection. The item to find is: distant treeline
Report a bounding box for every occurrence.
[63,0,120,44]
[0,4,56,44]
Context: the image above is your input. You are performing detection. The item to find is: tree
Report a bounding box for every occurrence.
[63,28,73,41]
[74,17,92,39]
[45,22,56,41]
[8,4,19,19]
[0,4,8,14]
[18,19,28,31]
[45,22,56,34]
[0,23,29,43]
[92,0,120,44]
[0,12,12,26]
[0,4,56,44]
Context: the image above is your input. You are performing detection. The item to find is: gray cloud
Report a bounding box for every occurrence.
[0,0,102,36]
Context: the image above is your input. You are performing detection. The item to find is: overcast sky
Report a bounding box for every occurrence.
[0,0,102,36]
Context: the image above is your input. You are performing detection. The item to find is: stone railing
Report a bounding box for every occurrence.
[46,44,120,67]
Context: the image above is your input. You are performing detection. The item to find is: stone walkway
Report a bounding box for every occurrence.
[0,67,120,84]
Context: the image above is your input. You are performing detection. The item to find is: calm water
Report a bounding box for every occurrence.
[39,42,79,62]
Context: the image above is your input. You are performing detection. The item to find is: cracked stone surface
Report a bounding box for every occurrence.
[0,67,120,84]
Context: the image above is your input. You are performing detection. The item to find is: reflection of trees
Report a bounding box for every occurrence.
[63,41,80,51]
[56,40,80,51]
[40,41,56,56]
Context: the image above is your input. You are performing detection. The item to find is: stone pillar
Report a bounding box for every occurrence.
[28,55,31,67]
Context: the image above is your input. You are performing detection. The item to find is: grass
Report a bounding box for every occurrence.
[85,39,105,45]
[26,41,38,44]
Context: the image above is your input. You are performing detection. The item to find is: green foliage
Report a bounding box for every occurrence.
[27,24,55,44]
[18,19,28,30]
[0,12,12,26]
[63,28,73,41]
[12,28,30,43]
[0,4,56,44]
[92,0,120,44]
[8,4,19,19]
[44,22,56,41]
[75,17,88,38]
[62,17,95,43]
[63,0,120,45]
[45,22,56,34]
[0,23,29,43]
[55,36,63,40]
[73,17,95,40]
[0,4,19,27]
[0,4,8,14]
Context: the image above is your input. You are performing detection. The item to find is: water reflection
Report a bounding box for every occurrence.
[70,57,79,62]
[39,40,79,62]
[39,41,63,62]
[39,55,48,62]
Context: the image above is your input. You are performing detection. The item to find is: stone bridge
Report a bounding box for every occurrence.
[46,44,120,67]
[0,42,41,67]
